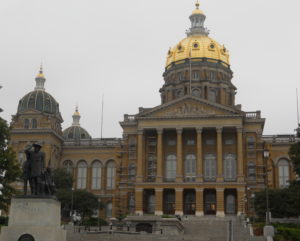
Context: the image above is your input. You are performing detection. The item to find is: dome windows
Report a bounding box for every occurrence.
[208,42,216,51]
[193,42,200,50]
[177,44,184,52]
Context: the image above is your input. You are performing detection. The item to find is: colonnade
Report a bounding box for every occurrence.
[136,127,244,183]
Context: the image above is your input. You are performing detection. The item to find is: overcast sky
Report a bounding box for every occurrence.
[0,0,299,138]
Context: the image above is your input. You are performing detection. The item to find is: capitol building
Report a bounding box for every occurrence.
[9,2,297,219]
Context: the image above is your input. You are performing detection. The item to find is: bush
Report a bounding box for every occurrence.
[273,223,300,241]
[82,217,108,227]
[0,216,8,226]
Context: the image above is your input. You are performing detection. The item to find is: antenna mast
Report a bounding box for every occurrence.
[100,94,104,139]
[297,88,299,125]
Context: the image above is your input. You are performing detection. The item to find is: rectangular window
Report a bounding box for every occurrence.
[167,139,176,146]
[186,139,195,146]
[92,167,101,190]
[205,139,215,145]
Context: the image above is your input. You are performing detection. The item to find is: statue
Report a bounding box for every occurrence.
[23,143,55,196]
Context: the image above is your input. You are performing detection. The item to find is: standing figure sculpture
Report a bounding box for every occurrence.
[22,157,32,195]
[24,143,45,195]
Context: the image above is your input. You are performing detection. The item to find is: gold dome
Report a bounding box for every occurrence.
[192,1,204,15]
[166,35,230,68]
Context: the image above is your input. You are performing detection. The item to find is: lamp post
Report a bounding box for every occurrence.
[0,183,3,216]
[263,148,270,225]
[70,187,74,218]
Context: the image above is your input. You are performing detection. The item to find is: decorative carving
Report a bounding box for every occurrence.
[165,103,214,116]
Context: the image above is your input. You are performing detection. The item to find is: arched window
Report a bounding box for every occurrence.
[106,202,112,217]
[128,163,136,181]
[208,89,217,102]
[28,97,35,109]
[92,161,102,190]
[204,153,216,181]
[63,160,74,175]
[185,154,196,182]
[77,161,87,189]
[278,159,290,188]
[128,137,137,159]
[24,119,29,129]
[247,162,256,180]
[165,154,177,181]
[224,153,236,180]
[32,119,37,128]
[106,161,116,189]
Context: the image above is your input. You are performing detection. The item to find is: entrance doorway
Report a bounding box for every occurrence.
[184,189,196,215]
[143,189,155,214]
[136,223,152,233]
[163,189,175,214]
[204,189,216,215]
[225,189,237,214]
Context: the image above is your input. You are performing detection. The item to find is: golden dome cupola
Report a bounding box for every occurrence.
[72,105,81,126]
[187,1,209,36]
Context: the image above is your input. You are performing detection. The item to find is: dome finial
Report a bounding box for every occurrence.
[35,64,46,91]
[72,104,81,126]
[195,0,200,9]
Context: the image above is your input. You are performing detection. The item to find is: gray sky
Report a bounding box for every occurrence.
[0,0,299,138]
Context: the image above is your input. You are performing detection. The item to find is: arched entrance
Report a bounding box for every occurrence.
[136,223,152,233]
[204,189,216,215]
[184,189,196,215]
[225,189,237,214]
[163,189,175,214]
[18,234,35,241]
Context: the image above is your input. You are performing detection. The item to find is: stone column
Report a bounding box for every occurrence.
[237,127,244,182]
[176,128,183,182]
[217,127,224,182]
[175,188,183,216]
[156,128,163,182]
[216,188,225,217]
[155,188,163,215]
[135,188,143,215]
[195,188,204,216]
[136,129,144,182]
[196,128,203,182]
[237,188,245,216]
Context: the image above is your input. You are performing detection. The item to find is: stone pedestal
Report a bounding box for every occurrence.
[0,197,66,241]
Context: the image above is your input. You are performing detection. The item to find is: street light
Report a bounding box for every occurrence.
[263,148,270,225]
[70,187,74,218]
[0,183,3,216]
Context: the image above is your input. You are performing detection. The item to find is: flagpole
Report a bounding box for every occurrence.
[297,88,299,125]
[100,94,104,139]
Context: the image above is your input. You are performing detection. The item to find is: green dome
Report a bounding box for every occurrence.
[17,90,60,115]
[63,126,91,140]
[62,106,91,140]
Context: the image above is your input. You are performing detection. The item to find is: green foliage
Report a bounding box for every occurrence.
[82,217,108,226]
[53,168,73,190]
[161,214,174,218]
[273,223,300,241]
[0,117,22,212]
[254,186,300,218]
[0,216,8,226]
[289,141,300,177]
[56,188,102,219]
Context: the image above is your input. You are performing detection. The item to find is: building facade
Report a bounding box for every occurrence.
[10,3,298,219]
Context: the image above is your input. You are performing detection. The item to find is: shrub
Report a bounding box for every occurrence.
[82,217,108,226]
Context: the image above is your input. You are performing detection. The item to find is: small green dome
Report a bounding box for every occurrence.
[17,90,60,115]
[63,126,91,140]
[62,106,91,140]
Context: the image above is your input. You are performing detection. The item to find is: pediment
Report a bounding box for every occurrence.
[18,108,42,115]
[139,96,241,118]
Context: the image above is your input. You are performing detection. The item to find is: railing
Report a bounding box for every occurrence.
[244,111,261,119]
[262,135,299,143]
[63,138,123,147]
[123,114,136,122]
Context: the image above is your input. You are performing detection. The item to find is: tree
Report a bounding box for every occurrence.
[53,168,73,190]
[289,141,300,178]
[0,117,22,212]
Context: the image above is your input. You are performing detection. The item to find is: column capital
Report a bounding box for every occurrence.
[175,188,183,192]
[137,129,144,135]
[176,128,183,134]
[196,127,203,134]
[216,127,223,133]
[155,188,163,192]
[237,188,246,192]
[216,188,224,192]
[135,188,143,192]
[156,128,163,135]
[196,188,204,192]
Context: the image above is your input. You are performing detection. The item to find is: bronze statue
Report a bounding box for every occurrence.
[23,143,56,196]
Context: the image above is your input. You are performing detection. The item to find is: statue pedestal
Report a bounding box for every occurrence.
[0,197,66,241]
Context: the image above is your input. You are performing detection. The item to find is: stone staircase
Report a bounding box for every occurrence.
[66,216,267,241]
